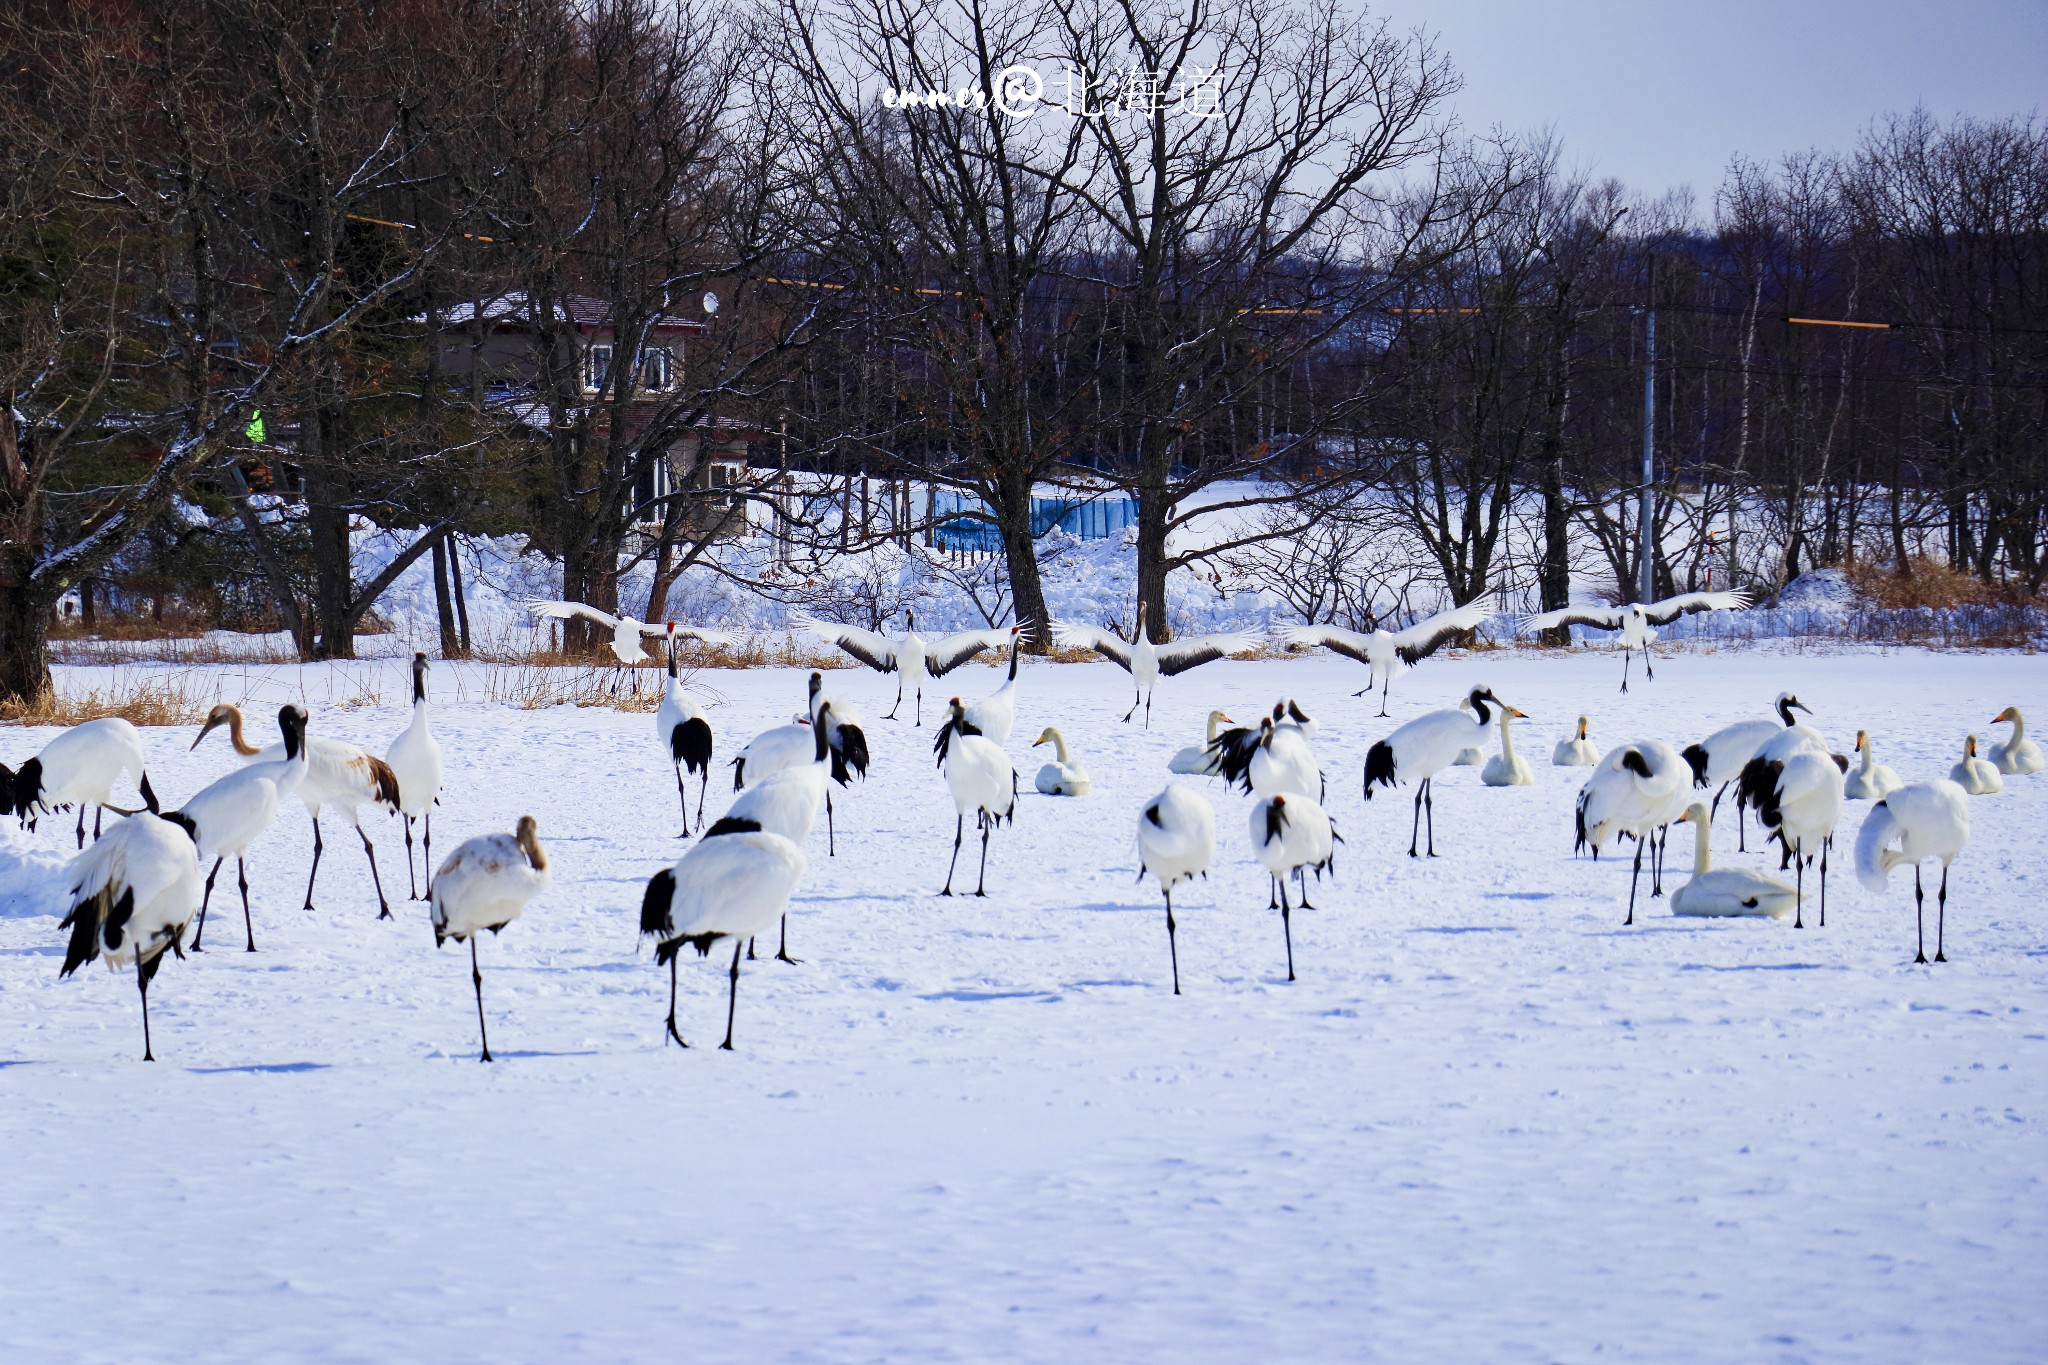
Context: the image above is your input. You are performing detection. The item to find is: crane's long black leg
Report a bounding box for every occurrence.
[827,792,836,857]
[1378,675,1391,718]
[423,810,433,898]
[776,913,799,965]
[1820,839,1830,928]
[748,938,755,961]
[975,817,991,897]
[238,858,254,952]
[76,805,86,849]
[941,814,963,895]
[193,856,223,951]
[885,672,903,720]
[1144,690,1153,730]
[1935,865,1949,962]
[1268,873,1278,909]
[472,937,492,1063]
[1651,826,1666,896]
[1408,784,1424,858]
[303,815,324,911]
[665,954,688,1047]
[916,685,923,727]
[1620,652,1631,694]
[1644,642,1655,681]
[359,826,392,920]
[695,770,708,827]
[674,766,692,837]
[1625,838,1645,926]
[137,957,155,1062]
[1279,877,1295,982]
[1124,686,1140,723]
[94,805,103,840]
[404,816,419,899]
[1425,779,1437,857]
[1297,865,1315,910]
[1913,867,1926,963]
[1793,847,1806,929]
[720,940,742,1051]
[1164,888,1180,995]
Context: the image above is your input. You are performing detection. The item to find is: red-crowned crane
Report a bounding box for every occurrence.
[3,717,157,847]
[1283,601,1493,716]
[385,653,445,897]
[933,698,1016,897]
[655,625,715,835]
[173,704,310,953]
[1136,784,1216,994]
[58,810,202,1061]
[191,704,402,919]
[640,817,806,1051]
[1051,603,1257,728]
[1249,792,1337,982]
[1518,591,1751,692]
[795,609,1024,725]
[429,815,551,1061]
[1856,780,1970,963]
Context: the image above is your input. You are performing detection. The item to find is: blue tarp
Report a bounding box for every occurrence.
[931,491,1136,552]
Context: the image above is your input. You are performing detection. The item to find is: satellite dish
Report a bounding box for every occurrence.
[702,291,720,316]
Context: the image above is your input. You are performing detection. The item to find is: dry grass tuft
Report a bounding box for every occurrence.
[480,664,665,713]
[1844,556,2036,611]
[0,670,228,728]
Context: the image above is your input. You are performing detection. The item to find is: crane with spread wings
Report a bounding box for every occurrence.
[793,609,1029,726]
[1051,603,1259,728]
[1517,592,1750,692]
[1282,601,1494,716]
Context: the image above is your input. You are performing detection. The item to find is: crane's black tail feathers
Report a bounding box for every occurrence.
[672,718,714,776]
[1362,741,1397,797]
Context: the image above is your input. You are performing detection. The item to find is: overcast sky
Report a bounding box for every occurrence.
[1387,0,2046,204]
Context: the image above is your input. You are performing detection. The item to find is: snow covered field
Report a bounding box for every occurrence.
[1,646,2043,1363]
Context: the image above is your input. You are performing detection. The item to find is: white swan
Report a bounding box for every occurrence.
[1988,706,2044,775]
[1844,730,1902,802]
[1950,735,2004,795]
[1481,704,1534,786]
[1031,727,1091,796]
[1669,801,1801,920]
[1169,710,1235,776]
[1552,716,1599,766]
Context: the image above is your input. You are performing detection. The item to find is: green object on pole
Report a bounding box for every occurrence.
[245,409,266,443]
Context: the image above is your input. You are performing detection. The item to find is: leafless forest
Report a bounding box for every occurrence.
[2,0,2042,702]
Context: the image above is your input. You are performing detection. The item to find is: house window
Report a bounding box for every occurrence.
[639,347,675,392]
[584,342,614,393]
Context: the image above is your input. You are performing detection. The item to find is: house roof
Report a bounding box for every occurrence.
[435,291,707,334]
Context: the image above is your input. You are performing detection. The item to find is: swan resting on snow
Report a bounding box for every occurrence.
[1670,801,1801,920]
[1032,727,1091,796]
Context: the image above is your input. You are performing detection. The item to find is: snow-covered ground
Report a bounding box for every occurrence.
[1,646,2043,1362]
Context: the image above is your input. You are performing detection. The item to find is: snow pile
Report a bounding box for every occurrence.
[0,826,71,921]
[1777,568,1857,613]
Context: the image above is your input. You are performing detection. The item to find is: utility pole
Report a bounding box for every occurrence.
[1638,253,1656,605]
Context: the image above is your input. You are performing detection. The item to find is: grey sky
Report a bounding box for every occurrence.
[1388,0,2046,205]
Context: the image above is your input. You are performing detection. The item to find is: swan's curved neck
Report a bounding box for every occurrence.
[1205,713,1224,743]
[1497,709,1517,758]
[1691,815,1712,875]
[1859,738,1876,773]
[1047,728,1070,763]
[2010,712,2027,743]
